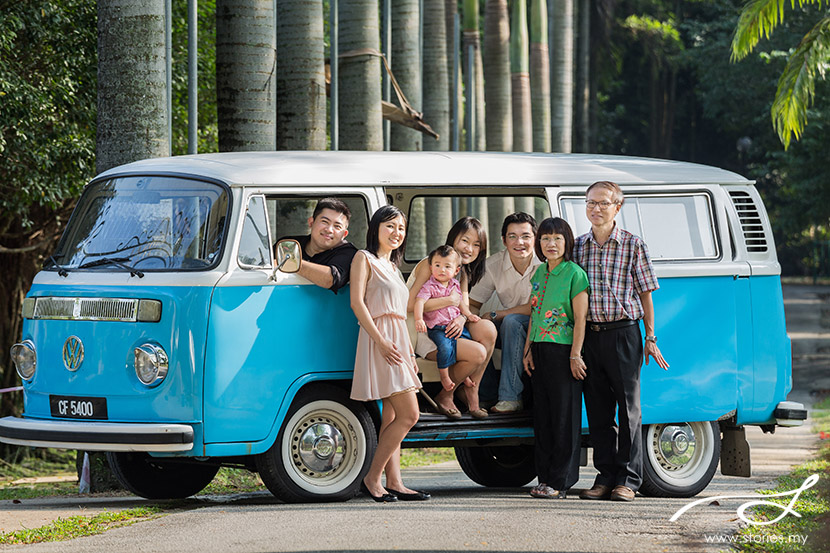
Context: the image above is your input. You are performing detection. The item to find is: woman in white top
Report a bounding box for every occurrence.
[407,217,497,419]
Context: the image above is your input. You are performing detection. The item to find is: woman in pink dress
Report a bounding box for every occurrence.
[350,205,429,502]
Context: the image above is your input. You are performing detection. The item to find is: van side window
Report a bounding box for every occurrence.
[403,195,549,262]
[238,195,272,268]
[561,194,719,261]
[265,196,370,251]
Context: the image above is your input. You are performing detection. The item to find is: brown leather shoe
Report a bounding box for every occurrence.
[610,485,635,502]
[579,484,612,500]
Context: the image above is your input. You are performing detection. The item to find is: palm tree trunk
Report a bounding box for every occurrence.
[511,0,532,153]
[216,0,276,151]
[483,0,511,152]
[390,0,422,151]
[97,0,169,172]
[550,0,574,153]
[424,0,450,151]
[445,0,462,147]
[423,0,453,248]
[574,0,590,152]
[277,0,327,150]
[463,0,486,151]
[339,0,383,150]
[529,0,551,153]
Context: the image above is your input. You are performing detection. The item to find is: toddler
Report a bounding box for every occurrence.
[414,245,480,391]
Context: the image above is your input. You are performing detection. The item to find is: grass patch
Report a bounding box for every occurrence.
[0,480,80,501]
[198,467,265,495]
[0,506,162,545]
[0,449,76,481]
[733,394,830,552]
[401,447,456,468]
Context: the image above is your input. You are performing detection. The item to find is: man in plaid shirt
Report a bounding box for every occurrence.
[574,181,669,503]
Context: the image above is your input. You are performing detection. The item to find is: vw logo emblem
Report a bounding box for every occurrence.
[62,336,84,372]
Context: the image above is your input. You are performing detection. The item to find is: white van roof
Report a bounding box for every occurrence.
[95,151,753,187]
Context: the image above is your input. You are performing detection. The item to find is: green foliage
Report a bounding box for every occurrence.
[769,17,830,148]
[171,0,219,155]
[731,0,829,148]
[0,0,97,228]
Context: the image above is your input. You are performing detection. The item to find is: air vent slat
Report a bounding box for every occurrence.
[729,190,768,253]
[32,298,139,321]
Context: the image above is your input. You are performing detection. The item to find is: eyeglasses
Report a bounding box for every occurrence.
[585,200,618,211]
[505,233,534,242]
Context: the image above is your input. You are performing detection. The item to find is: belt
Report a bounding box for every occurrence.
[587,319,638,332]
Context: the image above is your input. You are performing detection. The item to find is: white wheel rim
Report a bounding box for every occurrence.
[645,422,715,488]
[280,400,366,495]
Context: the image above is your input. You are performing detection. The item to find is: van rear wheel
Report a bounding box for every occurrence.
[640,421,720,498]
[454,445,537,487]
[106,452,219,499]
[256,384,376,503]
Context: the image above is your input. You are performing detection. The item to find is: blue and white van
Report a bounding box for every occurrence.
[1,152,806,502]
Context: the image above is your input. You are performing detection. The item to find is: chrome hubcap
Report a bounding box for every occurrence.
[654,424,696,470]
[294,418,346,475]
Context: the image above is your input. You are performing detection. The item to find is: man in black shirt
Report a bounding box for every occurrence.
[284,198,357,294]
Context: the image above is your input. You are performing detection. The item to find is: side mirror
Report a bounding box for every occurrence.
[272,239,302,279]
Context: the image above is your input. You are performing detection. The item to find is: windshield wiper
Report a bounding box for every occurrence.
[78,257,144,278]
[44,255,70,277]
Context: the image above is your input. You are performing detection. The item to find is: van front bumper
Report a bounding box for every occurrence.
[774,401,808,427]
[0,416,194,452]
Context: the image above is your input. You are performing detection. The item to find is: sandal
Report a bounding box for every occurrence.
[436,403,462,420]
[468,408,488,419]
[530,484,566,499]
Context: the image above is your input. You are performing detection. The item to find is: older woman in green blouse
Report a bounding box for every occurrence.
[522,217,589,499]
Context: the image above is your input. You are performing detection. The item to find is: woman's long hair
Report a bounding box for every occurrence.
[366,205,408,266]
[445,216,487,288]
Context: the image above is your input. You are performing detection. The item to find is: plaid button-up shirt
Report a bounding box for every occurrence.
[574,224,659,322]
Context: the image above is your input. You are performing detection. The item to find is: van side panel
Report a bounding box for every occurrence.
[641,276,738,423]
[733,277,755,423]
[203,284,359,444]
[737,275,791,425]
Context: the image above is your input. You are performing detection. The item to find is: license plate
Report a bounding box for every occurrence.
[49,395,108,420]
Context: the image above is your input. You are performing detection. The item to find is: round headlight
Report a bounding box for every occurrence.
[133,343,169,386]
[11,341,37,380]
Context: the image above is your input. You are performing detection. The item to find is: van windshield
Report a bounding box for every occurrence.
[50,176,229,271]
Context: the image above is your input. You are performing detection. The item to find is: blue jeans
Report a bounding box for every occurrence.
[479,313,529,403]
[427,326,472,369]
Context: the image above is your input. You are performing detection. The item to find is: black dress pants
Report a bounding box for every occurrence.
[583,323,643,491]
[530,341,583,491]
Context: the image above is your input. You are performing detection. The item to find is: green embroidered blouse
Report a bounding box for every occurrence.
[528,260,589,345]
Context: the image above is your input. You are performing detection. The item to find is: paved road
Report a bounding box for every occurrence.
[0,284,824,553]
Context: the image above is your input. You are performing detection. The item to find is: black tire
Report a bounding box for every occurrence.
[454,445,537,487]
[106,452,219,499]
[640,421,720,498]
[255,384,377,503]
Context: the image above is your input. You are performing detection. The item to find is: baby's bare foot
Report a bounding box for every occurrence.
[440,372,456,391]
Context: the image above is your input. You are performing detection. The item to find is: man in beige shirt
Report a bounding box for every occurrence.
[469,212,541,413]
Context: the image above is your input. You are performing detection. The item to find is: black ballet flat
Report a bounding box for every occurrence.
[360,482,398,503]
[387,488,431,501]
